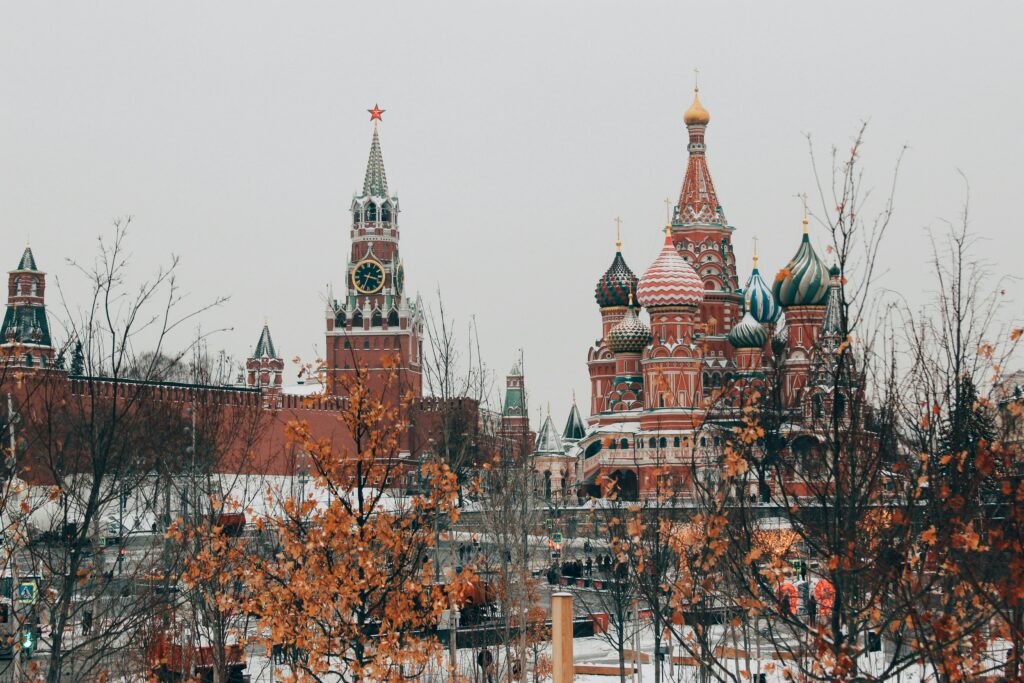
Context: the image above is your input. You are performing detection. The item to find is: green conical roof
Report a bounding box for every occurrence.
[254,323,277,358]
[17,247,37,271]
[362,124,389,198]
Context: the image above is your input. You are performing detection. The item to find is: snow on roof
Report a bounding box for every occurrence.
[282,383,325,397]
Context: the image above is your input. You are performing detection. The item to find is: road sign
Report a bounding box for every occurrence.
[15,581,37,605]
[552,532,562,544]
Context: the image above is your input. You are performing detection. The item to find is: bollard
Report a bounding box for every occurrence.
[551,591,573,683]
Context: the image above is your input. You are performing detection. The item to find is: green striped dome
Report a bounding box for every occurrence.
[727,312,769,349]
[773,232,829,307]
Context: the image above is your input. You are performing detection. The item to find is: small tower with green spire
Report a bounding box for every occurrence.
[1,246,55,368]
[246,322,283,405]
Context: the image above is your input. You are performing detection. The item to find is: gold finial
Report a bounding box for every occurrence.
[684,71,710,126]
[664,224,673,238]
[571,389,576,405]
[752,235,759,268]
[546,402,551,418]
[628,291,634,307]
[263,316,269,326]
[614,216,623,250]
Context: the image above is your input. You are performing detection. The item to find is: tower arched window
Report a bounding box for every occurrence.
[387,309,399,327]
[381,203,392,222]
[835,393,847,418]
[335,310,347,327]
[371,310,383,327]
[366,203,377,221]
[363,339,370,350]
[609,439,617,449]
[351,310,363,328]
[812,394,824,418]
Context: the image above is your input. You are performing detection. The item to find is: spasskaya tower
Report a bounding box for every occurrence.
[326,105,423,404]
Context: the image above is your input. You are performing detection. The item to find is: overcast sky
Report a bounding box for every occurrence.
[2,2,1021,427]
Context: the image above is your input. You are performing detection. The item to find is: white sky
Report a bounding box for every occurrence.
[2,2,1021,429]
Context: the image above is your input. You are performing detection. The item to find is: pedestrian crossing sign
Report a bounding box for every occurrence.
[16,580,37,605]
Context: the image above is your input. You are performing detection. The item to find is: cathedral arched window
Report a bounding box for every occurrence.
[659,437,667,449]
[30,278,38,296]
[609,439,617,449]
[712,374,721,388]
[620,438,628,450]
[812,394,824,418]
[648,437,656,449]
[673,436,681,448]
[703,372,710,388]
[835,393,847,418]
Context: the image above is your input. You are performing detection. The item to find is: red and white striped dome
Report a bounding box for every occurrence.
[636,230,704,308]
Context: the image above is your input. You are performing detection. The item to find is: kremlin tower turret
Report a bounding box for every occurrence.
[2,247,55,369]
[325,105,423,406]
[246,322,284,405]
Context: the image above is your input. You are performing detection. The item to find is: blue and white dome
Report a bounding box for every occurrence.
[742,258,781,324]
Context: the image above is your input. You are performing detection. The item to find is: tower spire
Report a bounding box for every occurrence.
[362,106,389,198]
[676,82,723,226]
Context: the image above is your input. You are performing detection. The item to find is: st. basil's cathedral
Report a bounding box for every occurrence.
[528,86,844,502]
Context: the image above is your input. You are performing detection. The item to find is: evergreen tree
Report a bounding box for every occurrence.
[940,374,996,457]
[68,341,84,376]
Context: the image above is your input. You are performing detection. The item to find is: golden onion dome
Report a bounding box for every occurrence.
[684,88,710,126]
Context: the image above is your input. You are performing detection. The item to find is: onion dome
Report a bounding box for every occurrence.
[742,251,781,324]
[684,87,711,126]
[728,312,769,349]
[607,298,652,353]
[772,217,830,308]
[595,248,638,308]
[636,226,705,308]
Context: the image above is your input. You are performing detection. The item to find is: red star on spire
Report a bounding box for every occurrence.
[368,104,385,121]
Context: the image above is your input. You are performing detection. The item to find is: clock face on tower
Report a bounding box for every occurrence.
[352,259,385,294]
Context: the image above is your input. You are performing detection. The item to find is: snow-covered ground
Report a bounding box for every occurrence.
[239,621,1013,682]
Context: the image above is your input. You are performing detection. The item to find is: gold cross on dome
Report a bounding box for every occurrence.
[614,216,623,249]
[693,67,700,91]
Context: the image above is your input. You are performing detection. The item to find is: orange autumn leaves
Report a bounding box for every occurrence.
[179,358,471,683]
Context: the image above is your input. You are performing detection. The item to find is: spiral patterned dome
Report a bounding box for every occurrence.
[743,262,781,324]
[727,312,769,349]
[607,303,652,353]
[595,249,639,308]
[773,221,830,308]
[636,229,704,308]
